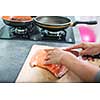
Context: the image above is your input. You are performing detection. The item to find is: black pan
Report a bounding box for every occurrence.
[2,16,33,27]
[33,16,97,31]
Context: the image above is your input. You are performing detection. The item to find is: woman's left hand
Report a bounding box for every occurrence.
[44,48,69,65]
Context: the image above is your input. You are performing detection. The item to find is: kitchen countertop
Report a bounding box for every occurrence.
[0,19,81,83]
[0,40,77,82]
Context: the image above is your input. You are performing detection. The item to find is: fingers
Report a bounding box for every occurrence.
[80,48,92,56]
[66,44,82,50]
[66,43,85,51]
[44,55,51,60]
[44,49,53,55]
[70,50,79,57]
[44,48,58,65]
[44,49,54,65]
[44,49,53,52]
[44,59,55,65]
[44,60,50,65]
[80,50,88,56]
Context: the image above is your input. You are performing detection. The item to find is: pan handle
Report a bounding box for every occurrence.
[72,21,97,26]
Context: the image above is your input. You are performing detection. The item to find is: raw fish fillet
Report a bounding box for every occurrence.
[29,49,68,78]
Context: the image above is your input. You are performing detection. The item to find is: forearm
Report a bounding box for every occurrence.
[61,54,100,82]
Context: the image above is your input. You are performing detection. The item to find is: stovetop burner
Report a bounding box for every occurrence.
[0,25,75,43]
[8,22,37,39]
[9,27,29,39]
[0,16,76,43]
[40,29,66,40]
[29,27,75,43]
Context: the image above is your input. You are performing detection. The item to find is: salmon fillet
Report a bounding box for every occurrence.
[29,49,68,78]
[11,16,32,21]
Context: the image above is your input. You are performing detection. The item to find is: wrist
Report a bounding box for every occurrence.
[60,52,72,65]
[60,53,67,65]
[60,52,79,67]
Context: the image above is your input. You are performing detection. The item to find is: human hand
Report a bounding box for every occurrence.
[44,48,77,65]
[66,42,100,56]
[44,48,66,65]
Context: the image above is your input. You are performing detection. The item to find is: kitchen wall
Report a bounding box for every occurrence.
[75,16,100,43]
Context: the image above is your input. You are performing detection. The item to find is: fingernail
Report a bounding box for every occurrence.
[43,61,47,65]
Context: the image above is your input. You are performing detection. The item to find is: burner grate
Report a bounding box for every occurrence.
[40,29,66,40]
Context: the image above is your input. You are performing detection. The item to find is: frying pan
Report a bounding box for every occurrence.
[2,16,33,27]
[33,16,97,31]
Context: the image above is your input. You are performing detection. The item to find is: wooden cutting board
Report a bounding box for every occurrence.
[16,45,100,83]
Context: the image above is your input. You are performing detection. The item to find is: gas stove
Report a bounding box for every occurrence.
[40,29,66,40]
[9,27,29,39]
[33,27,75,43]
[0,16,79,43]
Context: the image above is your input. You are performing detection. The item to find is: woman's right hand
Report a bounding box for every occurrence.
[66,42,100,56]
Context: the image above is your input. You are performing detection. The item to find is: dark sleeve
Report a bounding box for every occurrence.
[95,70,100,83]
